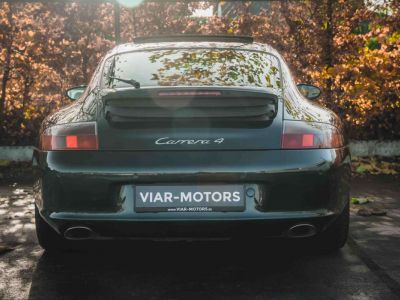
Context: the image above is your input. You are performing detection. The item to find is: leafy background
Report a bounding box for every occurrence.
[0,0,399,145]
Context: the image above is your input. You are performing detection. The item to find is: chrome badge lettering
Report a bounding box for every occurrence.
[155,137,224,145]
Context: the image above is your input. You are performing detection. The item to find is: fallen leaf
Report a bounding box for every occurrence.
[351,197,370,205]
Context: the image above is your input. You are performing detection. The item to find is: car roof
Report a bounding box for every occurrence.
[104,37,281,60]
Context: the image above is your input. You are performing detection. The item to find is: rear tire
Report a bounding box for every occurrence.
[315,202,349,252]
[35,206,65,252]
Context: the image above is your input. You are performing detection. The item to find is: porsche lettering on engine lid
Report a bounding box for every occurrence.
[134,185,245,212]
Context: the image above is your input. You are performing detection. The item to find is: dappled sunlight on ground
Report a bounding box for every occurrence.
[350,175,400,285]
[351,176,400,238]
[0,246,42,299]
[0,176,399,299]
[0,184,36,247]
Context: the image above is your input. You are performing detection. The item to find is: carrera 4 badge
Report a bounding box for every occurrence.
[155,137,224,145]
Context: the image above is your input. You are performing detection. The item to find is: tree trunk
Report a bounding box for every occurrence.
[324,0,334,104]
[82,51,88,83]
[114,2,121,44]
[131,7,137,37]
[22,74,33,115]
[281,1,303,57]
[0,3,13,126]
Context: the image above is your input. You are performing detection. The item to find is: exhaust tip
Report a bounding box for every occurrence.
[287,223,316,238]
[64,226,94,240]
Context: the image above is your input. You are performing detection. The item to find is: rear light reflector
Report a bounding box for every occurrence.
[40,122,98,151]
[282,120,343,149]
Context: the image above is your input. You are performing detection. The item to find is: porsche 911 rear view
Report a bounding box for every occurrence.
[34,35,350,252]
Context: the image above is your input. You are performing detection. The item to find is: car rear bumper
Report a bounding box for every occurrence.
[33,148,351,239]
[46,216,338,240]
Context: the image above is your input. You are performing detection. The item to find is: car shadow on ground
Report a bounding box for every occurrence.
[27,240,350,300]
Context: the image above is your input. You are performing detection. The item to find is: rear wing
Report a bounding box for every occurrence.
[101,87,278,124]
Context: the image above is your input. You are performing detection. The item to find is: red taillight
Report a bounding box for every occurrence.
[40,122,98,151]
[302,134,314,147]
[66,135,78,148]
[282,120,343,149]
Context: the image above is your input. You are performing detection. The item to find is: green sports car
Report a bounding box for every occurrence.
[34,35,351,251]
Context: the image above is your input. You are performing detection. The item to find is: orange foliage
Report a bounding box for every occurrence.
[0,1,399,144]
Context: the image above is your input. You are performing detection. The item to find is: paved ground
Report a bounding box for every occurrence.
[0,176,399,299]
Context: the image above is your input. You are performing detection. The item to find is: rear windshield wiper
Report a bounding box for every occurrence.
[109,76,141,89]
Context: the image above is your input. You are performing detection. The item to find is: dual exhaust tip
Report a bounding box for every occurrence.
[287,223,316,238]
[64,226,94,240]
[64,223,317,240]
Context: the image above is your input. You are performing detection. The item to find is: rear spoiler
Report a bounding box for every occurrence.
[102,87,279,123]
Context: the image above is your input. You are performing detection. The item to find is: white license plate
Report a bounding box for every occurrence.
[134,185,245,212]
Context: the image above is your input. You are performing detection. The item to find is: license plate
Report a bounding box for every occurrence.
[134,185,245,212]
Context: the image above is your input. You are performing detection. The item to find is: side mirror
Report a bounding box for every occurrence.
[66,86,87,100]
[297,84,321,100]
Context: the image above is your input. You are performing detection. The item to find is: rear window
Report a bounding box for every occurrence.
[103,49,282,90]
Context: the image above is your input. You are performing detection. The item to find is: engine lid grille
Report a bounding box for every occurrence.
[103,87,278,123]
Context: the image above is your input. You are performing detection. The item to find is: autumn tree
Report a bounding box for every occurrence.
[0,0,399,144]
